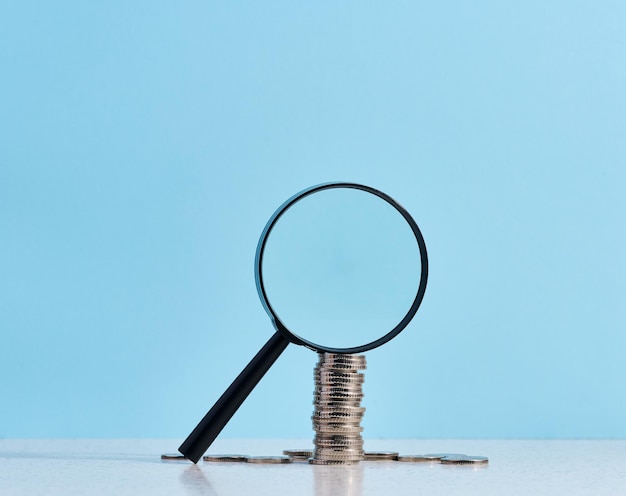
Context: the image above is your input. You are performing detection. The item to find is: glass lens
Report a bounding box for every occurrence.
[260,187,423,349]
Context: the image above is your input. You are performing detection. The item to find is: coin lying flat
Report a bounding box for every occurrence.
[283,449,314,460]
[246,456,292,464]
[440,454,489,465]
[423,453,467,459]
[364,451,399,461]
[161,453,187,460]
[203,454,248,462]
[397,454,443,462]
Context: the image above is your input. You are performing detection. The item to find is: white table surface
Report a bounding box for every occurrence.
[1,438,625,495]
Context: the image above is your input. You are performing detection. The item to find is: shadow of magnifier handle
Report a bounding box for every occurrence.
[178,329,290,463]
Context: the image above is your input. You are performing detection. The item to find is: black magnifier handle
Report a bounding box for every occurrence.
[179,330,290,463]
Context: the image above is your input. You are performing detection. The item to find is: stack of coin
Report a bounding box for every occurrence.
[310,353,366,465]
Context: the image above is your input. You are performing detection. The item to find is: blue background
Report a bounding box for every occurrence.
[1,1,624,439]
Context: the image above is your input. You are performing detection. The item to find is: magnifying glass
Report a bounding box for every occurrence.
[179,182,428,463]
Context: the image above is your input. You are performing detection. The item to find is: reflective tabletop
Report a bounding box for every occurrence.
[1,439,625,495]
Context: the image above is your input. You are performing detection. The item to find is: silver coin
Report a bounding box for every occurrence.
[313,393,364,404]
[203,454,248,462]
[315,387,363,394]
[315,363,364,369]
[313,415,364,422]
[315,377,364,386]
[313,454,364,462]
[314,433,363,441]
[313,423,363,436]
[283,449,314,460]
[315,445,364,452]
[315,448,364,456]
[315,380,364,388]
[308,458,360,465]
[314,425,364,434]
[315,390,364,397]
[313,406,366,414]
[364,451,399,461]
[441,454,489,465]
[314,432,363,438]
[316,361,366,368]
[316,369,364,376]
[315,370,364,378]
[315,396,364,404]
[397,454,443,462]
[313,414,364,422]
[423,453,466,459]
[314,399,363,407]
[246,456,292,464]
[312,410,365,418]
[314,451,364,459]
[313,457,364,464]
[313,417,363,426]
[313,439,363,446]
[315,404,362,409]
[315,403,363,410]
[318,352,366,362]
[314,389,362,394]
[313,417,363,424]
[161,453,187,460]
[317,358,366,367]
[316,379,363,386]
[313,424,363,432]
[315,401,360,406]
[314,454,364,461]
[316,363,365,371]
[315,394,364,399]
[315,385,363,393]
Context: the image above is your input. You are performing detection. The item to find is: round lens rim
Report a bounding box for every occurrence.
[254,182,428,354]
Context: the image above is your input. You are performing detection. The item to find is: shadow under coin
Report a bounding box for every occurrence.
[180,465,219,496]
[313,463,364,496]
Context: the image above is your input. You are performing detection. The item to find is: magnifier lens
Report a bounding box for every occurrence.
[261,187,423,349]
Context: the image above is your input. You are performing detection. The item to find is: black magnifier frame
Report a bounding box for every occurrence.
[255,181,429,354]
[179,182,428,463]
